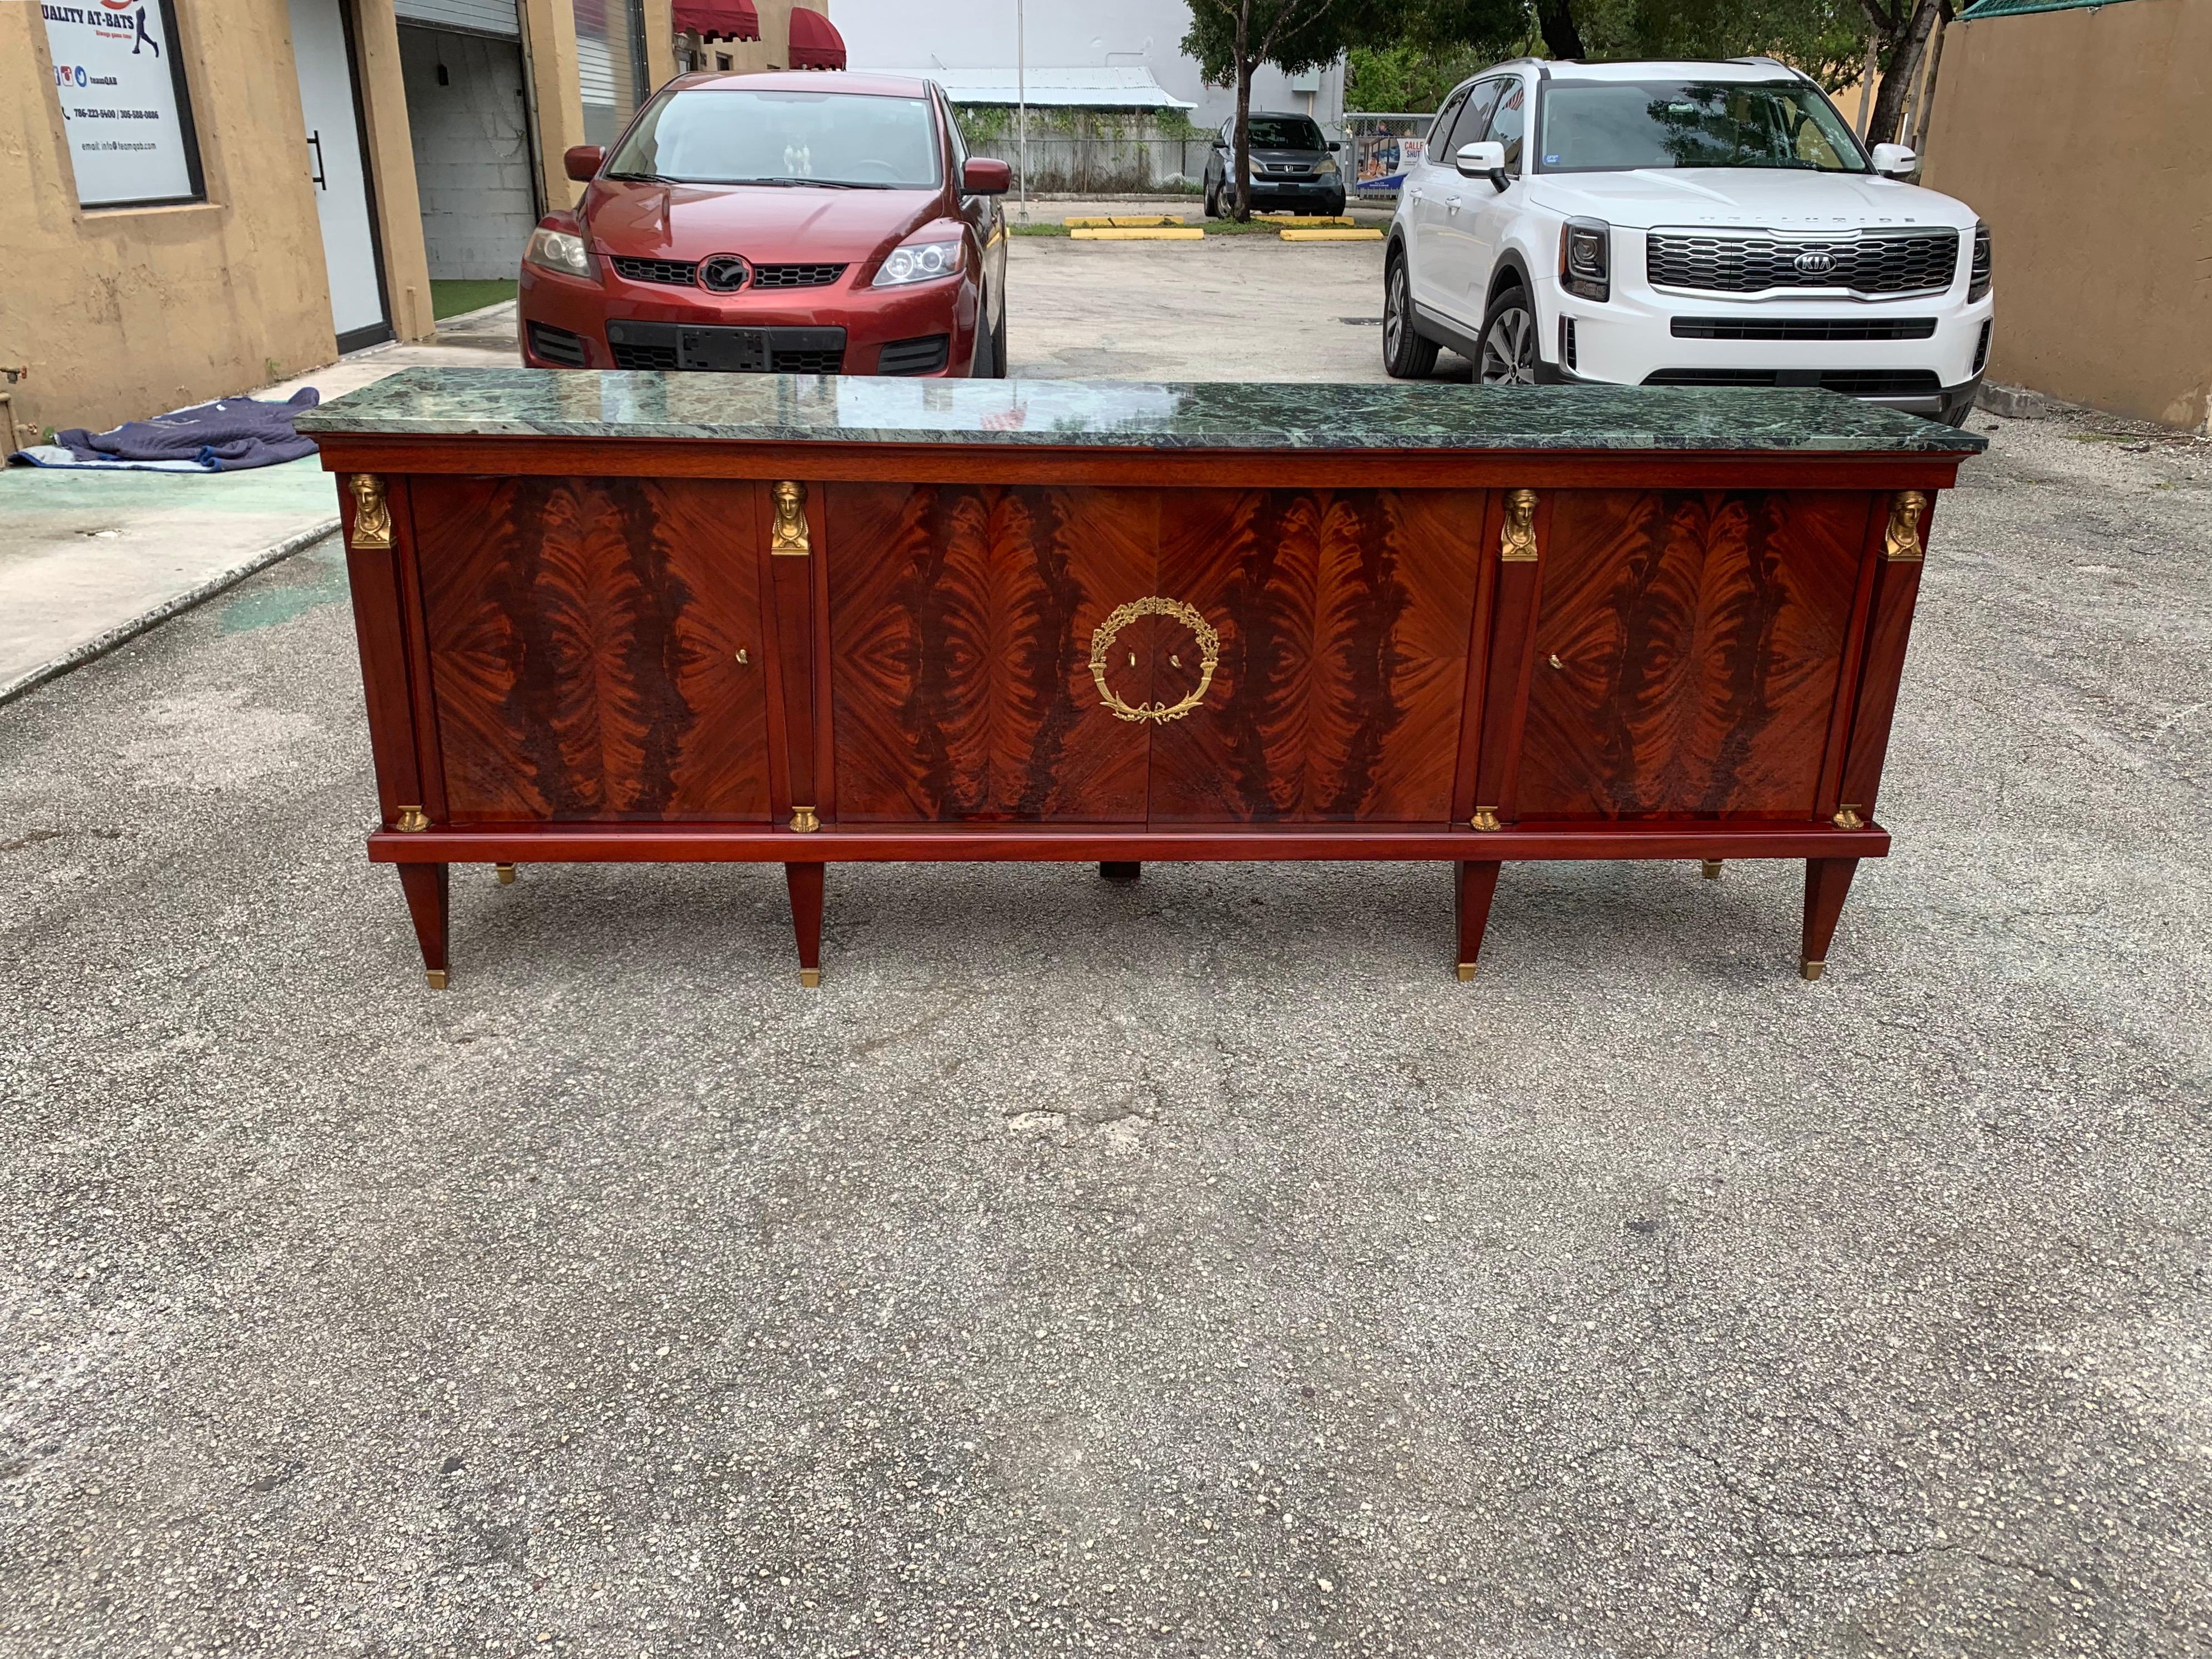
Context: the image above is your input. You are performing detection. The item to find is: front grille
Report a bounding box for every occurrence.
[604,320,845,373]
[1647,230,1961,296]
[1818,369,1942,397]
[751,262,846,289]
[610,255,698,286]
[771,344,846,373]
[876,334,950,376]
[527,322,589,368]
[609,340,680,371]
[1560,316,1578,371]
[1644,367,1944,398]
[1671,316,1938,341]
[1973,320,1992,375]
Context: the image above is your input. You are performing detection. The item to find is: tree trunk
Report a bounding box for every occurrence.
[1867,0,1946,145]
[1534,0,1586,60]
[1233,45,1253,221]
[1908,14,1950,155]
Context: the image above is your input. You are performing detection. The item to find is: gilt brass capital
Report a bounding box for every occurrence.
[1499,488,1539,562]
[347,474,392,549]
[770,480,811,555]
[1883,490,1927,562]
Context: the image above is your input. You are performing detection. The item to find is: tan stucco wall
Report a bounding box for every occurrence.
[0,1,336,441]
[1920,0,2212,431]
[521,0,590,209]
[355,0,436,344]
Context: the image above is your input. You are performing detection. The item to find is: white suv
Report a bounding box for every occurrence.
[1381,58,1993,426]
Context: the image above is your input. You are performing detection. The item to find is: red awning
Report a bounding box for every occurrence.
[786,6,846,69]
[674,0,760,42]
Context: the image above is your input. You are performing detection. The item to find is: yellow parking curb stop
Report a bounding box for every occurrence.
[1279,227,1385,242]
[1070,227,1206,241]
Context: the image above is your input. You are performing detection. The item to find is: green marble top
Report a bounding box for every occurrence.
[297,367,1986,454]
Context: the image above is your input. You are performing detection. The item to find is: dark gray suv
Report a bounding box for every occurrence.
[1203,112,1346,218]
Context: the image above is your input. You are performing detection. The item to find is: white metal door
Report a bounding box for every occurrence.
[290,0,389,346]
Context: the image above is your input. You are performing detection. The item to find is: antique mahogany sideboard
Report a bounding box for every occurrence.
[298,369,1983,989]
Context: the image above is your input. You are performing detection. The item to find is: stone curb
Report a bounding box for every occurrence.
[0,516,339,711]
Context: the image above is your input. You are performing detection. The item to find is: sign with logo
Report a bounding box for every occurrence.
[41,1,203,208]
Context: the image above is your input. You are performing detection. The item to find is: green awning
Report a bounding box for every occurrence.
[1958,0,2144,19]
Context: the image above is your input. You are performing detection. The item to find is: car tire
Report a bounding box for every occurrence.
[1203,179,1221,219]
[1325,194,1346,218]
[987,304,1009,381]
[971,291,1008,379]
[1382,252,1440,380]
[1475,285,1539,386]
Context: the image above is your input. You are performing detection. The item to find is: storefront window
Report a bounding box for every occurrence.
[571,0,650,149]
[42,0,205,208]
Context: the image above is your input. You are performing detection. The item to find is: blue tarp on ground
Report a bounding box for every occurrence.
[16,388,321,472]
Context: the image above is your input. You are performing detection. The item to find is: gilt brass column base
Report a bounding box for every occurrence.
[425,969,450,990]
[1800,959,1825,982]
[496,863,516,885]
[798,968,822,988]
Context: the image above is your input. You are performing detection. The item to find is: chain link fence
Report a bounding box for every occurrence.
[952,108,1210,197]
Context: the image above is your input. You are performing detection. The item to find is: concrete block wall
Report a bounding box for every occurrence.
[397,27,540,280]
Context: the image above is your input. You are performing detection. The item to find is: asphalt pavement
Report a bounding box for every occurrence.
[2,238,2209,1658]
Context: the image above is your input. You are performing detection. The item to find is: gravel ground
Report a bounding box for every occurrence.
[2,317,2209,1655]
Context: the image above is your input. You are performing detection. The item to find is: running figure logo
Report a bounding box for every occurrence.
[132,6,161,55]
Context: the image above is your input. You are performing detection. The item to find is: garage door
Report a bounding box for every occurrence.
[395,0,519,37]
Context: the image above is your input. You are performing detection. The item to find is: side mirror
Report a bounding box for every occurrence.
[564,144,605,183]
[1870,143,1917,178]
[961,156,1012,195]
[1456,140,1508,190]
[1328,139,1342,153]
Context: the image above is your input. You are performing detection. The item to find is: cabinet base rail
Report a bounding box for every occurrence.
[368,820,1885,991]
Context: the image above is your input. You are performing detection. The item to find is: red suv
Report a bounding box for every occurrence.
[519,72,1011,378]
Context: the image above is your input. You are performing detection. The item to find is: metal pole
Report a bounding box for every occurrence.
[1017,0,1029,223]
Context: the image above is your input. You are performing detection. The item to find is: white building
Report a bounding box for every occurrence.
[829,0,1346,136]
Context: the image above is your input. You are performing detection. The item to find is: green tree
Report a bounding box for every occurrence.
[1183,0,1376,219]
[1854,0,1950,144]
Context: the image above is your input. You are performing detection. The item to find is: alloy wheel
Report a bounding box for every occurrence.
[1384,265,1407,361]
[1478,300,1536,385]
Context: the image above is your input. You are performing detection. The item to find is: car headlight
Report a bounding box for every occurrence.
[523,226,592,280]
[1316,158,1339,178]
[1559,216,1609,303]
[1968,221,1992,302]
[873,234,964,287]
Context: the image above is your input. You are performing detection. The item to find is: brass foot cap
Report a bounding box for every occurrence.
[425,969,450,990]
[1701,859,1723,879]
[798,968,822,988]
[1800,959,1825,982]
[1456,962,1477,982]
[496,863,516,884]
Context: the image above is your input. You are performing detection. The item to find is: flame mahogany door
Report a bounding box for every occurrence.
[1148,488,1489,823]
[824,482,1156,822]
[410,475,772,822]
[1513,489,1877,821]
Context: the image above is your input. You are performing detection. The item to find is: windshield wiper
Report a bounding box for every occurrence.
[604,170,674,183]
[735,176,892,190]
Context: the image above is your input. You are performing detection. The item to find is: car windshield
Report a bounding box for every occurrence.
[605,89,941,188]
[1244,116,1325,149]
[1537,80,1867,173]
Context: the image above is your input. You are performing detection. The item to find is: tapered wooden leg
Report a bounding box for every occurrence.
[1800,857,1860,981]
[785,862,825,987]
[1099,861,1141,882]
[396,863,451,990]
[1455,860,1502,981]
